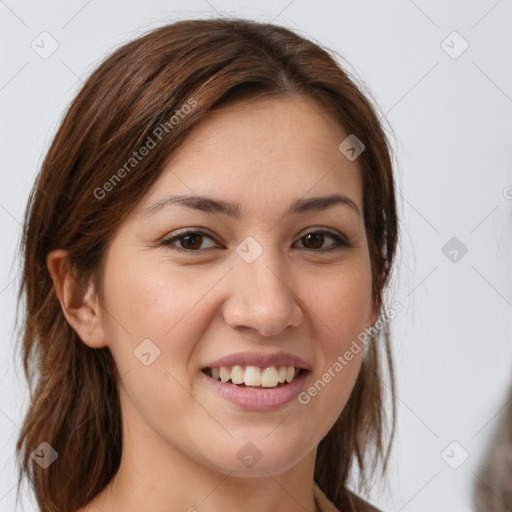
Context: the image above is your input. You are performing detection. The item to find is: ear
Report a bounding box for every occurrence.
[46,249,108,349]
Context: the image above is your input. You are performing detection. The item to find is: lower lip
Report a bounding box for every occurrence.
[202,370,309,411]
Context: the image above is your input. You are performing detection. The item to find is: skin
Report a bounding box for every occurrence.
[47,93,378,512]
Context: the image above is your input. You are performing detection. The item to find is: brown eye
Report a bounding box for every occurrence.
[161,231,217,251]
[178,233,203,250]
[295,230,348,251]
[302,233,324,249]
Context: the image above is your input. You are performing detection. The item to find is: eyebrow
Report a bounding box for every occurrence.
[141,193,361,218]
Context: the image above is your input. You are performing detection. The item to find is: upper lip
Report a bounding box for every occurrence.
[204,351,312,371]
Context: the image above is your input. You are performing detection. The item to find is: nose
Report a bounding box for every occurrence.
[222,251,304,337]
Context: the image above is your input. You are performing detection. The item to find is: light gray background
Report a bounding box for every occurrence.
[1,1,511,511]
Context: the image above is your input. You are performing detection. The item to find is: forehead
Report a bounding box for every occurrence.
[135,94,364,217]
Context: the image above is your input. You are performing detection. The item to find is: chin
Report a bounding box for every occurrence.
[197,433,313,477]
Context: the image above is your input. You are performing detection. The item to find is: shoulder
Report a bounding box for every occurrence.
[314,483,382,512]
[346,489,382,512]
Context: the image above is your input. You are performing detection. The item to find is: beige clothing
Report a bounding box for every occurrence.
[314,484,339,512]
[314,483,381,512]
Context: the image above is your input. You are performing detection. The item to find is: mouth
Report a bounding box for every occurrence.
[202,365,305,389]
[201,351,311,410]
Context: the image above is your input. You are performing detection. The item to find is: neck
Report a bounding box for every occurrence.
[87,394,320,512]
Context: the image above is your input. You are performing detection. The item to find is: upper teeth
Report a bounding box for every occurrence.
[211,365,297,388]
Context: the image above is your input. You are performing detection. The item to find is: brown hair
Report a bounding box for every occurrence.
[14,17,399,512]
[473,382,512,511]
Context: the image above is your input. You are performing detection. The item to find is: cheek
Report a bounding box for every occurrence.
[328,280,372,346]
[101,261,217,354]
[297,262,372,420]
[98,263,217,435]
[100,259,233,416]
[308,260,373,348]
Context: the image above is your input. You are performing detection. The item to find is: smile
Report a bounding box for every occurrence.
[203,365,302,388]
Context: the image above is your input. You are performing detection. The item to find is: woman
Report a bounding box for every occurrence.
[15,18,399,512]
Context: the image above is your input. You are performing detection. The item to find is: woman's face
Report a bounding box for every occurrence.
[97,94,377,476]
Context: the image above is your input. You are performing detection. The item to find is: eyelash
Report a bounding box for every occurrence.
[159,228,351,253]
